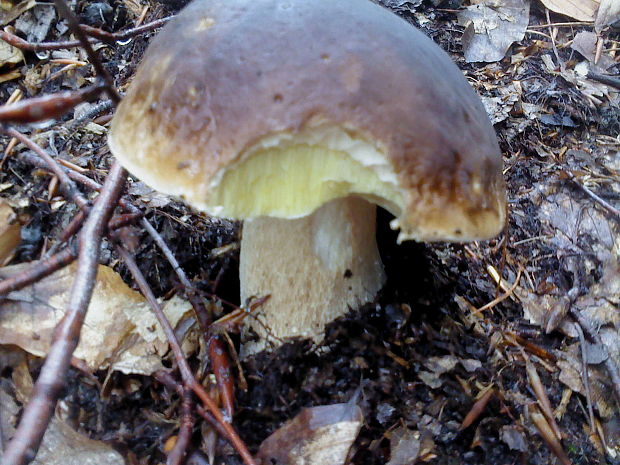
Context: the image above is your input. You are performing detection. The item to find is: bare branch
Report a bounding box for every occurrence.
[1,162,126,465]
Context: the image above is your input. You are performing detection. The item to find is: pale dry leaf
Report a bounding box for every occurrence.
[458,0,530,63]
[0,262,195,375]
[418,370,444,389]
[538,0,599,21]
[557,343,618,419]
[35,417,125,465]
[258,402,363,465]
[571,31,616,69]
[595,0,620,30]
[0,38,24,67]
[0,198,20,265]
[500,425,528,452]
[386,427,421,465]
[14,4,55,43]
[0,0,35,26]
[0,263,141,370]
[113,295,193,375]
[424,355,459,374]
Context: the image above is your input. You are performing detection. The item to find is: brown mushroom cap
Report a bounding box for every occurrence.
[108,0,505,241]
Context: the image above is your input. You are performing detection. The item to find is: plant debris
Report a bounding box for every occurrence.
[0,0,618,464]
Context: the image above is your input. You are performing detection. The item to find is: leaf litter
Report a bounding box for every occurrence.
[0,0,618,463]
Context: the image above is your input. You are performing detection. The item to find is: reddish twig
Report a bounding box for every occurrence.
[0,17,172,52]
[80,17,173,43]
[0,85,105,124]
[0,212,141,299]
[0,246,76,297]
[167,390,195,465]
[209,335,235,421]
[0,29,88,51]
[2,128,89,212]
[53,0,121,104]
[141,219,213,331]
[460,387,495,430]
[1,162,126,465]
[113,244,256,465]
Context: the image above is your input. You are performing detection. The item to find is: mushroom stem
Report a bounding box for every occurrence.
[239,196,385,355]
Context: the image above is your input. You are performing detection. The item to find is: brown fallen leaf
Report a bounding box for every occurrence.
[538,0,599,21]
[0,0,35,26]
[0,198,20,265]
[595,0,620,30]
[458,0,530,63]
[258,402,363,465]
[386,426,436,465]
[0,262,192,374]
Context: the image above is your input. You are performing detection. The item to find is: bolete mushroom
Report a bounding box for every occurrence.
[108,0,506,354]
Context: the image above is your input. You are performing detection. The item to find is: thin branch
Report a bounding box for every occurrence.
[80,17,173,43]
[0,85,105,124]
[0,16,172,52]
[167,390,195,465]
[1,162,126,465]
[569,307,620,407]
[564,171,620,221]
[574,323,597,440]
[53,0,121,104]
[0,247,76,297]
[114,244,257,465]
[141,218,212,331]
[587,71,620,90]
[2,127,89,212]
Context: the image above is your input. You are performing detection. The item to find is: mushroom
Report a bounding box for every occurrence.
[108,0,506,354]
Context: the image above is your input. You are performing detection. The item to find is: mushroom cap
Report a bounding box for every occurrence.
[108,0,506,241]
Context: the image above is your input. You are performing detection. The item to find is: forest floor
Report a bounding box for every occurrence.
[0,0,618,464]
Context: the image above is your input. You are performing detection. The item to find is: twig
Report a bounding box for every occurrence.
[53,0,121,104]
[460,387,495,430]
[0,17,172,52]
[574,323,597,438]
[0,29,92,51]
[587,71,620,90]
[0,246,76,297]
[529,404,572,465]
[70,100,114,129]
[473,268,522,315]
[80,17,173,43]
[0,85,105,124]
[569,307,620,407]
[167,390,195,465]
[2,128,89,212]
[564,171,620,221]
[141,218,212,331]
[2,162,126,465]
[114,244,257,465]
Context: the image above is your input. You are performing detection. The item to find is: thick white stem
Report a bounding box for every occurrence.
[239,196,385,355]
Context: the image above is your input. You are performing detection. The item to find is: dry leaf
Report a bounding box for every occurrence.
[0,263,193,374]
[0,198,20,265]
[539,0,599,21]
[258,402,363,465]
[0,383,125,464]
[458,0,530,63]
[571,31,616,69]
[0,0,35,26]
[0,38,24,67]
[595,0,620,29]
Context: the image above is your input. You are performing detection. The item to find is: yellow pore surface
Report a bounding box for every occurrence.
[210,143,403,219]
